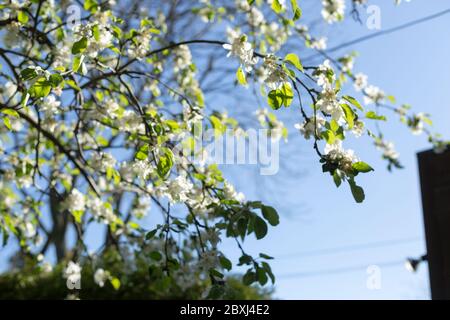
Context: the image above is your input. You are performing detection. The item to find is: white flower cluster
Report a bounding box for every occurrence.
[132,196,151,219]
[324,141,358,174]
[223,28,258,72]
[294,115,326,140]
[322,0,346,24]
[64,261,82,285]
[87,197,116,224]
[353,73,368,92]
[314,60,345,123]
[260,55,288,90]
[247,7,265,27]
[39,95,61,127]
[173,45,192,73]
[94,268,110,287]
[90,152,117,172]
[364,85,385,105]
[310,37,328,50]
[261,22,289,52]
[375,139,399,160]
[223,181,245,202]
[410,112,427,135]
[73,22,113,58]
[65,188,86,212]
[127,27,153,60]
[116,110,145,134]
[255,108,287,141]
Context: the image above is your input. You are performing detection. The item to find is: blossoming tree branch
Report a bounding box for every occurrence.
[0,0,447,298]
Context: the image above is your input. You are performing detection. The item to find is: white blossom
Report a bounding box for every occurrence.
[364,85,385,105]
[294,115,325,140]
[354,73,368,92]
[375,139,399,160]
[65,189,86,212]
[322,0,346,24]
[94,268,110,287]
[64,261,82,285]
[223,28,258,72]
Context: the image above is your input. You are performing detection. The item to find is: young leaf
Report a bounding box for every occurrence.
[268,90,282,110]
[156,148,174,179]
[290,0,302,20]
[341,103,355,129]
[271,0,283,13]
[236,67,247,86]
[17,11,28,24]
[72,37,88,54]
[29,77,51,98]
[352,161,374,173]
[342,95,363,111]
[284,53,303,72]
[366,111,386,121]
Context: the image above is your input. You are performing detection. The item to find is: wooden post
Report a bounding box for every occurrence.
[417,148,450,300]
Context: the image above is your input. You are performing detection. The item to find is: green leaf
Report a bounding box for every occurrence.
[92,24,100,41]
[135,144,149,160]
[71,210,84,223]
[348,178,365,203]
[341,103,355,129]
[149,251,162,261]
[49,73,64,88]
[259,253,274,260]
[84,0,98,12]
[321,129,336,145]
[110,277,121,290]
[290,0,302,20]
[267,83,294,110]
[72,37,88,54]
[254,216,268,240]
[242,270,256,285]
[17,11,28,24]
[21,93,30,108]
[72,54,85,72]
[366,111,386,121]
[267,90,282,110]
[342,95,363,111]
[207,284,226,299]
[257,267,268,286]
[65,79,81,91]
[261,261,275,284]
[333,171,342,187]
[271,0,283,13]
[145,229,158,240]
[261,205,279,226]
[219,256,232,271]
[156,148,174,179]
[352,161,374,173]
[284,53,303,72]
[3,117,11,130]
[29,77,51,98]
[20,67,38,81]
[209,115,226,134]
[1,109,19,117]
[236,66,247,86]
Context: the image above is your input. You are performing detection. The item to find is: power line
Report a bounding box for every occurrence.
[277,259,405,279]
[274,236,422,260]
[305,7,450,60]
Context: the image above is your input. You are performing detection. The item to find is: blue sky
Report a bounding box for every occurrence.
[220,0,450,299]
[1,0,449,300]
